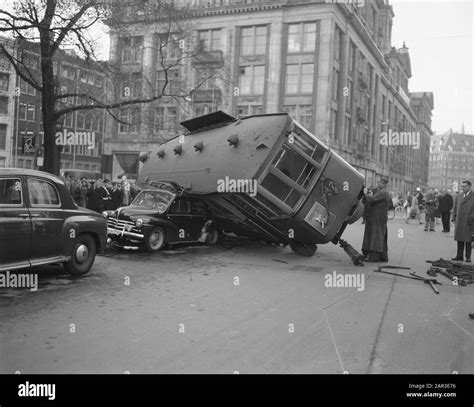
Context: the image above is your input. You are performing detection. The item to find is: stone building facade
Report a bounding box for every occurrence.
[429,132,474,191]
[105,0,433,189]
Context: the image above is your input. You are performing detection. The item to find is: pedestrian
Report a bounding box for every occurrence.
[361,186,374,224]
[361,177,391,262]
[111,182,124,210]
[451,180,474,262]
[438,188,454,233]
[405,191,422,224]
[424,188,437,231]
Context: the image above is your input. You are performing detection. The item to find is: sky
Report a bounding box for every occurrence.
[390,0,473,134]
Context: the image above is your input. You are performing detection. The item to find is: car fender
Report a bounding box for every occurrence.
[62,215,107,255]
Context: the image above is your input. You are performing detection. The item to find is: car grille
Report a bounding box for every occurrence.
[107,218,141,234]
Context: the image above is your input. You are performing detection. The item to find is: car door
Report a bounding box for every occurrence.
[166,197,195,242]
[27,177,66,263]
[189,198,210,240]
[0,176,32,271]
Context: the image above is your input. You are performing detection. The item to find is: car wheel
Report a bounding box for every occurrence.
[289,242,317,257]
[205,228,219,245]
[145,227,166,252]
[64,234,97,276]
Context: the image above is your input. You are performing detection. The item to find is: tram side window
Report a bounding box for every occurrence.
[273,145,317,189]
[261,172,301,208]
[291,126,326,164]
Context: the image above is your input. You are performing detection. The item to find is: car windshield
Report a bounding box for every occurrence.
[131,190,175,213]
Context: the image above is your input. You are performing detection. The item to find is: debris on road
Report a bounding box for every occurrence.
[426,258,474,286]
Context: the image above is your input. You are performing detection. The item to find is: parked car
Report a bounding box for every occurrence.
[0,168,107,275]
[104,183,219,252]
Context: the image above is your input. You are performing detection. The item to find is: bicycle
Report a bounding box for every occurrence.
[388,204,407,220]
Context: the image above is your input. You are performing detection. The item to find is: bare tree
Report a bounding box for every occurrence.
[0,0,227,175]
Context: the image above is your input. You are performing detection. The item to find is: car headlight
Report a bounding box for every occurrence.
[102,211,109,217]
[135,218,144,228]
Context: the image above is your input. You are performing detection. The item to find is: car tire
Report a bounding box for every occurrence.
[145,227,166,252]
[205,228,219,245]
[289,242,317,257]
[64,234,97,276]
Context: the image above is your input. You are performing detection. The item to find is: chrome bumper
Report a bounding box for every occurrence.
[107,227,144,240]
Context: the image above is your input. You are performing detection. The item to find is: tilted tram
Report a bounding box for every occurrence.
[138,111,365,261]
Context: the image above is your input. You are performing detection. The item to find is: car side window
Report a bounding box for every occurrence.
[27,179,60,207]
[168,198,190,214]
[190,200,206,215]
[0,178,23,206]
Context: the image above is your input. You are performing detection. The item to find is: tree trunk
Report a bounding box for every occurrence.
[39,28,60,175]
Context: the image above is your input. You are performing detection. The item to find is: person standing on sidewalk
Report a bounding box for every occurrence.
[405,191,422,224]
[361,177,391,262]
[424,188,437,231]
[452,180,474,262]
[438,188,454,233]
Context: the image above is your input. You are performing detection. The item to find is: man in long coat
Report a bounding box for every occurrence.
[362,177,391,262]
[452,180,474,262]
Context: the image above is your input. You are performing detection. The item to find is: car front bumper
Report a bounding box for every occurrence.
[107,227,145,240]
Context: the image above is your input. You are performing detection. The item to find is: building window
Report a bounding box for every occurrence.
[121,36,144,63]
[0,96,8,114]
[76,112,85,130]
[240,26,267,56]
[330,108,337,139]
[288,22,316,53]
[121,72,142,99]
[198,29,222,51]
[19,78,36,95]
[61,65,76,79]
[22,53,39,70]
[283,105,312,131]
[64,113,73,128]
[285,63,314,94]
[334,26,342,61]
[118,107,140,133]
[157,34,182,62]
[0,73,9,91]
[332,67,340,101]
[238,65,265,95]
[156,69,180,95]
[0,124,6,150]
[237,105,264,117]
[154,106,178,133]
[19,103,35,121]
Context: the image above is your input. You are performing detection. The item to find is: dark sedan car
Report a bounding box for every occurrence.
[0,169,107,275]
[105,185,219,252]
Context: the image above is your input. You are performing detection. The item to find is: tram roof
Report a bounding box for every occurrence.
[138,113,292,194]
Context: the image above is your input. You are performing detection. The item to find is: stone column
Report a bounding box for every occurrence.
[266,21,283,114]
[314,19,332,142]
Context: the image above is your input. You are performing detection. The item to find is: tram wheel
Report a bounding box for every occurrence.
[289,242,317,257]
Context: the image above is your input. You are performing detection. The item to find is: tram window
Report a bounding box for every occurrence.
[272,145,317,188]
[291,126,326,164]
[261,172,302,208]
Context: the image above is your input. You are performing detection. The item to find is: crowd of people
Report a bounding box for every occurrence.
[361,179,474,263]
[62,174,139,213]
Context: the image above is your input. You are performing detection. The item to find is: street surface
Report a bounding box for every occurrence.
[1,218,473,374]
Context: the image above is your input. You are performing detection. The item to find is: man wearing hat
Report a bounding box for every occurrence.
[452,180,474,262]
[361,177,391,262]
